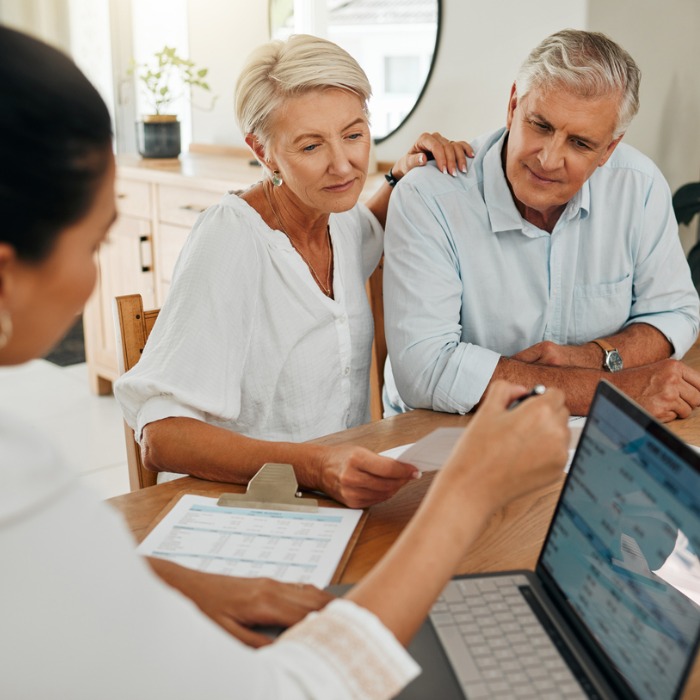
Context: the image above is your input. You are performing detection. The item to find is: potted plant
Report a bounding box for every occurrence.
[130,46,212,158]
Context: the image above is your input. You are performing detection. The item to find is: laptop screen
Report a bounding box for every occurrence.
[539,382,700,700]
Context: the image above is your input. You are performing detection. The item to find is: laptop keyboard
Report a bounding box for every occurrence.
[430,575,590,699]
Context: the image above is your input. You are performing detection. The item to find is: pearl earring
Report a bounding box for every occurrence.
[271,170,283,187]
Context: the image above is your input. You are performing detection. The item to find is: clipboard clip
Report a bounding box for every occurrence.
[217,463,319,512]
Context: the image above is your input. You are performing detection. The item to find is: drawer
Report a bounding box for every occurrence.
[157,184,221,227]
[115,178,151,218]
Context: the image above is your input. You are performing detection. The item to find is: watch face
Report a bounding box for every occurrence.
[606,350,623,372]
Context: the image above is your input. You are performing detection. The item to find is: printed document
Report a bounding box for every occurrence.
[138,494,363,587]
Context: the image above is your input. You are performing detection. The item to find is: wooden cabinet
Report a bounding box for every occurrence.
[83,152,262,394]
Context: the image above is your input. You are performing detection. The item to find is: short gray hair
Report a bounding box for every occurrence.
[515,29,641,137]
[235,34,372,147]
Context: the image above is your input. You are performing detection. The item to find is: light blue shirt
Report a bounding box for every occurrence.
[384,128,700,414]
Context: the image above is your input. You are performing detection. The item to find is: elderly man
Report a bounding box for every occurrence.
[384,29,700,422]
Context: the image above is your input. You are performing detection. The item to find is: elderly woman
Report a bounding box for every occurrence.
[115,35,472,508]
[0,28,569,697]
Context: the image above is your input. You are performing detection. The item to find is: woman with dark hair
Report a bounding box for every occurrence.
[0,26,569,698]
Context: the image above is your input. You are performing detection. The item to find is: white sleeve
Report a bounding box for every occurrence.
[114,204,259,440]
[0,479,419,700]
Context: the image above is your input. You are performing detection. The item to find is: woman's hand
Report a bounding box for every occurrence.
[391,132,474,181]
[317,444,420,509]
[438,380,570,514]
[147,558,333,647]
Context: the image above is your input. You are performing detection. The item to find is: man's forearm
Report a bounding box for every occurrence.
[597,322,672,368]
[493,357,604,415]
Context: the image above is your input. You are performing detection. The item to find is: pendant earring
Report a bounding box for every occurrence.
[0,310,13,350]
[271,170,283,187]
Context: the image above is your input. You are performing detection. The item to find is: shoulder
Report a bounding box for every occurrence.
[396,127,504,200]
[188,192,266,249]
[174,192,270,274]
[331,203,382,243]
[0,412,74,523]
[600,143,666,183]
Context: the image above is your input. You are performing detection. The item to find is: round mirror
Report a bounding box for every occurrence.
[269,0,441,142]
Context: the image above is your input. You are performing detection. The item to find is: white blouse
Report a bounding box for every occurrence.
[0,413,419,699]
[115,192,383,443]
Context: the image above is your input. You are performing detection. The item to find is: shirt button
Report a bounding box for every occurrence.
[337,315,347,324]
[343,367,350,376]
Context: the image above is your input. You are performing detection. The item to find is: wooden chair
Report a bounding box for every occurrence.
[367,257,386,421]
[114,294,160,491]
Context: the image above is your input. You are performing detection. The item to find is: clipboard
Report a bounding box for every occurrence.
[137,463,369,586]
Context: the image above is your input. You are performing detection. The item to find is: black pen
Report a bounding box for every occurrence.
[508,384,546,410]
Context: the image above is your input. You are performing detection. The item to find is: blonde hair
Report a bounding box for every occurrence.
[515,29,641,138]
[235,34,371,149]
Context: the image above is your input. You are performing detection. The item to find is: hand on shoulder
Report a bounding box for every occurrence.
[391,132,474,181]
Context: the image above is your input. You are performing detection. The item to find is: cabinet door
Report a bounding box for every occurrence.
[154,222,192,304]
[83,216,156,392]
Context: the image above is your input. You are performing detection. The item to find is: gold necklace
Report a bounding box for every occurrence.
[263,181,333,297]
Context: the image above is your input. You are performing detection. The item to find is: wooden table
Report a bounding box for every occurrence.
[108,341,700,696]
[109,341,700,578]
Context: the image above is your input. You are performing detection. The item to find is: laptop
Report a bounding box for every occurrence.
[397,381,700,699]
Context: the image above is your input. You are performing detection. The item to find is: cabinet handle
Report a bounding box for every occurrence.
[139,235,153,273]
[179,204,207,213]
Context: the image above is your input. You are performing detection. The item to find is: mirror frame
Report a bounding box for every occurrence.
[267,0,442,144]
[375,0,442,144]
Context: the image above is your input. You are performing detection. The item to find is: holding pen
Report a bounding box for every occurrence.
[508,384,546,410]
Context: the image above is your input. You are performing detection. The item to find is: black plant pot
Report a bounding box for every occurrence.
[136,116,181,158]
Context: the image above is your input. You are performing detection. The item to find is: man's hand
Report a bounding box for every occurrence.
[317,445,420,509]
[512,340,601,369]
[148,558,333,647]
[612,359,700,422]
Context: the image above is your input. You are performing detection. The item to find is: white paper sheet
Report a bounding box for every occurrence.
[381,417,587,474]
[137,494,363,588]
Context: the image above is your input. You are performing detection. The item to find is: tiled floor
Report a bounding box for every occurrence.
[0,360,129,499]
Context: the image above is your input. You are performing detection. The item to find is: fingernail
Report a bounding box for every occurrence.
[442,167,448,175]
[412,470,423,479]
[451,168,457,177]
[461,164,467,173]
[418,153,425,164]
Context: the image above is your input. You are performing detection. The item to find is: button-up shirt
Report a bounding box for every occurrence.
[116,192,383,442]
[384,128,699,414]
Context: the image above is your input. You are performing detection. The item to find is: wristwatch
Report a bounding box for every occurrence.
[593,339,623,372]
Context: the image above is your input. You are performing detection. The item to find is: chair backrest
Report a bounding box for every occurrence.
[114,294,160,491]
[367,257,386,421]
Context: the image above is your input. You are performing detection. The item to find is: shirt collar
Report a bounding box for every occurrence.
[483,129,590,234]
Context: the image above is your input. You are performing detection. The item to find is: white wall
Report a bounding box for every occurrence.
[182,0,700,245]
[588,0,700,186]
[374,0,587,158]
[587,0,700,251]
[187,0,269,146]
